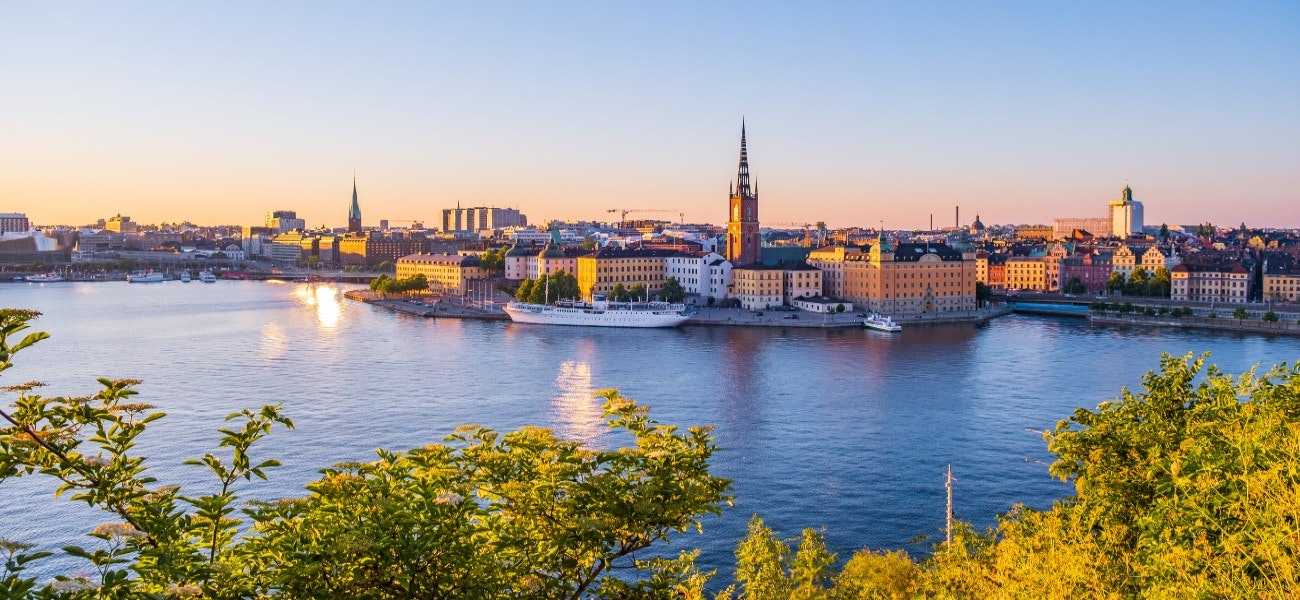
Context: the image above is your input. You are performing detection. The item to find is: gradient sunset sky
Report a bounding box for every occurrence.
[3,2,1297,230]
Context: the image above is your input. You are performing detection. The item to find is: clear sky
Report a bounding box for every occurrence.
[3,1,1298,230]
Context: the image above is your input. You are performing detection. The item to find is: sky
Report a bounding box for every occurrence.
[2,1,1298,230]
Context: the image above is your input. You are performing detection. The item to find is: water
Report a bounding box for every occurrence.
[2,281,1297,581]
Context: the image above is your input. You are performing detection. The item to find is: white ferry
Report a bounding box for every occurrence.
[127,270,166,283]
[505,294,691,328]
[25,272,65,282]
[862,312,902,332]
[198,270,217,283]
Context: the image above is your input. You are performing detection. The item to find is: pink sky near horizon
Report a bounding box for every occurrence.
[4,2,1298,230]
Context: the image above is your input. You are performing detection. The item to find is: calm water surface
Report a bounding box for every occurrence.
[3,281,1298,579]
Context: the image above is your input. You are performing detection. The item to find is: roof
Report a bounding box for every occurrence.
[891,243,966,262]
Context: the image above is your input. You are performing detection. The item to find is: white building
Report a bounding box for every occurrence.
[665,251,732,303]
[1109,185,1144,237]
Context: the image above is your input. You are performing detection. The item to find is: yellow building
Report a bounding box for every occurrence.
[576,248,676,301]
[807,245,862,298]
[1005,256,1048,291]
[1170,261,1250,304]
[842,239,977,315]
[783,264,823,304]
[396,253,487,295]
[1262,268,1300,303]
[731,264,785,309]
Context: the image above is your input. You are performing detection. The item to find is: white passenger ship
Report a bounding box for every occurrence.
[505,294,691,328]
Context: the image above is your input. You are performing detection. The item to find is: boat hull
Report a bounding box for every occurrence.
[505,302,690,328]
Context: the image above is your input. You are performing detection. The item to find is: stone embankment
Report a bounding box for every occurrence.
[1090,313,1300,337]
[343,290,509,320]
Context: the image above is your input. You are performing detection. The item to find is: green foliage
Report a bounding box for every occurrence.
[975,282,992,306]
[478,247,505,274]
[581,237,599,251]
[1046,353,1300,596]
[1063,277,1086,295]
[610,283,630,303]
[1233,306,1249,320]
[1263,310,1279,323]
[370,273,427,295]
[661,276,686,303]
[524,270,580,304]
[1106,272,1125,294]
[629,283,647,302]
[1118,302,1134,315]
[516,277,535,301]
[0,310,732,598]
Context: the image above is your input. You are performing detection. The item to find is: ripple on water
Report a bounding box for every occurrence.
[2,284,1298,580]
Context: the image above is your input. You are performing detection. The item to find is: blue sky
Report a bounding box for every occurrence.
[3,1,1297,229]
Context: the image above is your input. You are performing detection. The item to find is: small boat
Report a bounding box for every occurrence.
[180,270,192,283]
[127,270,166,283]
[25,272,64,282]
[198,270,217,283]
[862,312,902,332]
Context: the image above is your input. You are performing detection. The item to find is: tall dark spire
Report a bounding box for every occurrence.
[735,121,752,199]
[347,173,363,234]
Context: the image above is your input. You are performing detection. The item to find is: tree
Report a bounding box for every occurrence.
[1263,310,1279,323]
[0,310,732,598]
[610,283,629,302]
[1159,223,1170,244]
[1106,272,1126,294]
[1128,267,1150,296]
[661,276,686,304]
[580,237,598,251]
[549,270,580,301]
[629,283,647,302]
[1064,277,1086,295]
[516,278,535,302]
[369,273,390,291]
[478,248,504,274]
[975,282,992,307]
[1233,306,1249,321]
[835,304,846,314]
[1152,267,1172,298]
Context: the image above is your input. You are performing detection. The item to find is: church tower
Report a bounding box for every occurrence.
[726,122,761,266]
[348,174,363,234]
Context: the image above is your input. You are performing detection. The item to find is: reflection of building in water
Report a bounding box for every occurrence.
[552,360,601,443]
[293,284,342,329]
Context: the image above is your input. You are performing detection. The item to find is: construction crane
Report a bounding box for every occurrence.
[607,209,683,228]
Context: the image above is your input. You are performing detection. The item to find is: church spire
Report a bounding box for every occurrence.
[347,173,363,234]
[735,121,752,199]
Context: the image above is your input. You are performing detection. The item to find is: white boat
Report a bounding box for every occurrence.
[25,272,65,282]
[862,312,902,332]
[127,271,166,283]
[505,294,690,328]
[198,270,217,283]
[180,270,191,283]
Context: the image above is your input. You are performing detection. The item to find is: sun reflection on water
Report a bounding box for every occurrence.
[552,360,602,443]
[292,284,342,329]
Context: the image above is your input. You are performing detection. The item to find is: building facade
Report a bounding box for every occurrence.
[441,207,528,233]
[666,251,732,302]
[0,213,30,234]
[842,239,977,315]
[576,248,675,301]
[396,253,487,295]
[1170,262,1250,304]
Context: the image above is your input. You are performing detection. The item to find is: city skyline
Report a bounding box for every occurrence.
[3,2,1298,229]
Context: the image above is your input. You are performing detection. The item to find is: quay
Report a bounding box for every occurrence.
[344,289,1009,328]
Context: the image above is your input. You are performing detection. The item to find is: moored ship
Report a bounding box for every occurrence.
[505,294,690,328]
[862,312,902,332]
[25,272,65,282]
[127,270,166,283]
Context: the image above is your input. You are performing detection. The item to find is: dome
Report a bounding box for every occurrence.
[970,214,986,233]
[505,244,532,257]
[539,241,566,259]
